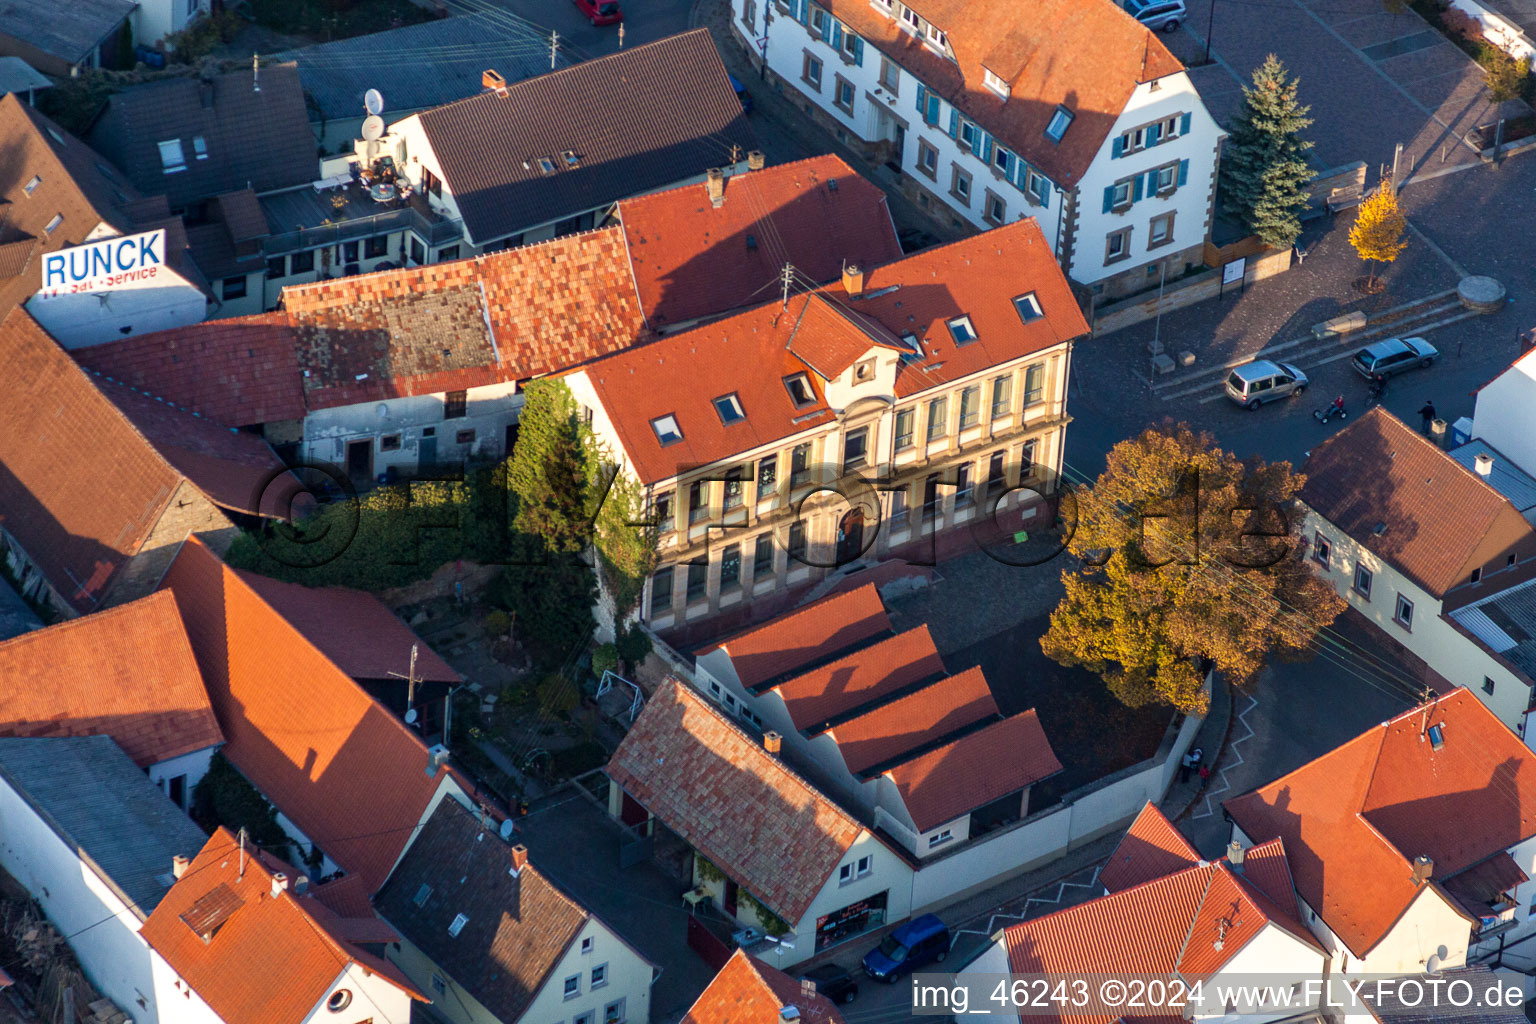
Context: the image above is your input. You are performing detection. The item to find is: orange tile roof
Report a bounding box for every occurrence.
[1100,802,1200,894]
[1225,688,1536,957]
[606,679,864,923]
[0,590,222,765]
[582,219,1087,484]
[813,0,1183,189]
[617,155,902,328]
[771,624,946,732]
[141,829,423,1024]
[158,538,458,893]
[703,584,892,692]
[1301,408,1536,597]
[1236,836,1303,913]
[885,711,1061,832]
[682,949,845,1024]
[827,667,997,777]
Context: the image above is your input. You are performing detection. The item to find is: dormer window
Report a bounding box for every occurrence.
[783,373,816,408]
[924,22,947,49]
[1013,293,1043,323]
[946,315,977,345]
[449,913,469,937]
[983,69,1010,98]
[900,6,920,31]
[22,175,40,195]
[1045,107,1074,142]
[713,393,745,425]
[854,357,875,382]
[158,139,186,173]
[651,414,684,446]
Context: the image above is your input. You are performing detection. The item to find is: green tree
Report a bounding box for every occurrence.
[1348,180,1409,289]
[1484,48,1532,103]
[1040,423,1344,713]
[1220,55,1316,249]
[510,379,593,554]
[488,537,597,671]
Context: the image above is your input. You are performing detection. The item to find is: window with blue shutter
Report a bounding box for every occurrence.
[1039,182,1050,209]
[997,149,1014,176]
[797,0,810,25]
[926,93,941,126]
[1177,159,1189,186]
[830,21,842,47]
[1148,122,1162,146]
[1132,175,1144,202]
[1102,186,1115,214]
[916,82,927,115]
[948,108,960,139]
[852,36,864,65]
[1145,170,1159,196]
[1111,135,1125,159]
[1180,112,1192,136]
[981,134,994,165]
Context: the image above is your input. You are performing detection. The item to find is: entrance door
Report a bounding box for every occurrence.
[419,432,436,470]
[346,440,373,486]
[836,508,866,566]
[890,123,907,171]
[723,878,739,916]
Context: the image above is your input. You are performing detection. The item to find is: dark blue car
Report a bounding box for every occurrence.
[729,74,754,115]
[862,914,950,983]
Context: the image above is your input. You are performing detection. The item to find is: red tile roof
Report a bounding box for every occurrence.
[233,570,459,684]
[704,584,892,691]
[0,590,222,765]
[141,828,423,1024]
[682,949,845,1024]
[1225,688,1536,957]
[813,0,1183,189]
[582,219,1087,484]
[74,314,307,427]
[1235,837,1304,914]
[617,155,902,328]
[158,538,459,893]
[1301,408,1536,597]
[1100,803,1200,894]
[827,667,997,777]
[771,624,945,732]
[606,679,864,923]
[885,711,1061,832]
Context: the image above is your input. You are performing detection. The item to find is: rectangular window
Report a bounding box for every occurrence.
[1027,170,1049,206]
[923,473,940,521]
[784,373,816,408]
[43,213,62,234]
[687,559,708,602]
[991,375,1013,418]
[890,484,909,521]
[924,22,946,48]
[158,139,186,173]
[949,164,972,204]
[444,391,468,419]
[1472,567,1483,583]
[895,408,915,451]
[959,120,979,153]
[834,76,855,114]
[723,466,745,510]
[984,191,1006,226]
[221,275,247,300]
[1024,364,1045,406]
[803,51,823,90]
[754,533,774,577]
[757,455,778,493]
[1486,677,1498,695]
[266,255,286,280]
[604,1000,626,1024]
[928,828,954,848]
[810,6,828,35]
[880,57,900,93]
[456,429,476,445]
[410,237,426,265]
[564,976,581,1000]
[927,397,948,441]
[449,913,469,936]
[651,414,683,446]
[955,464,974,508]
[689,480,710,524]
[437,244,460,262]
[1045,107,1073,141]
[291,249,315,274]
[901,6,920,30]
[380,434,402,452]
[365,235,389,259]
[1105,228,1131,264]
[342,240,360,263]
[1112,180,1132,208]
[1155,163,1178,193]
[1013,292,1043,324]
[743,0,755,28]
[720,544,742,592]
[713,392,745,424]
[947,315,976,345]
[983,68,1009,97]
[192,135,208,160]
[838,862,854,884]
[788,521,807,563]
[916,139,938,179]
[168,774,187,808]
[1021,439,1038,476]
[959,386,980,429]
[591,964,608,989]
[790,443,812,487]
[1394,594,1413,630]
[651,567,674,613]
[1149,211,1176,249]
[1353,562,1373,600]
[987,450,1007,497]
[432,974,447,996]
[1313,533,1331,570]
[652,491,674,534]
[22,175,40,195]
[843,427,869,472]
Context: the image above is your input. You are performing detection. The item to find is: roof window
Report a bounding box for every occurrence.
[413,883,432,907]
[1045,107,1074,142]
[899,332,923,363]
[946,315,977,345]
[43,213,62,234]
[783,373,816,408]
[1426,724,1445,750]
[536,156,557,175]
[449,912,469,937]
[158,139,187,174]
[1013,293,1043,323]
[562,149,579,168]
[22,175,40,195]
[192,135,208,160]
[651,414,684,446]
[713,393,745,425]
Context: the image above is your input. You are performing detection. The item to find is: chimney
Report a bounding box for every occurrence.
[482,69,507,94]
[172,855,190,880]
[1226,841,1244,869]
[842,264,864,297]
[1411,855,1434,886]
[747,150,766,171]
[763,731,782,755]
[509,844,529,876]
[1475,453,1494,477]
[271,872,289,898]
[706,167,726,208]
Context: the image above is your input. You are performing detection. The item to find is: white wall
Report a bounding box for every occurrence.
[148,744,219,813]
[1473,351,1536,473]
[792,831,913,967]
[149,948,226,1024]
[527,918,654,1024]
[1201,923,1328,1019]
[137,0,207,50]
[300,382,524,478]
[297,959,416,1024]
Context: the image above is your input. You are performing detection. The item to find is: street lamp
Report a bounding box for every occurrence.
[1204,0,1217,66]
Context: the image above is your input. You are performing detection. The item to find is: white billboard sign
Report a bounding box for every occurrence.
[37,229,166,298]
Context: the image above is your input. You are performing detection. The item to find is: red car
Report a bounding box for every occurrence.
[573,0,622,25]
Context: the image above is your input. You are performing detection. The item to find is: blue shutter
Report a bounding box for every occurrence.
[1180,112,1192,136]
[999,149,1014,176]
[852,36,864,66]
[1103,186,1115,213]
[948,108,960,139]
[1148,122,1162,146]
[830,20,842,47]
[916,82,927,115]
[1132,175,1144,202]
[927,94,941,125]
[1178,158,1189,186]
[1039,181,1050,209]
[981,134,994,165]
[796,0,809,25]
[1146,170,1159,196]
[1111,135,1125,158]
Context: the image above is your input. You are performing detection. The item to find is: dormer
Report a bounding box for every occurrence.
[982,68,1011,100]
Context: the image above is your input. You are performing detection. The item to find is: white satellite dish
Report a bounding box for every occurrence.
[364,88,385,115]
[499,818,515,841]
[361,115,385,142]
[1425,953,1443,975]
[404,708,418,725]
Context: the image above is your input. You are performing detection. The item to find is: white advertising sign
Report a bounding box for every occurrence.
[37,229,166,298]
[1221,258,1246,286]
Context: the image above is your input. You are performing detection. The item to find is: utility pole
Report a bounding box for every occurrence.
[781,262,794,308]
[388,644,422,714]
[618,23,625,49]
[550,30,560,70]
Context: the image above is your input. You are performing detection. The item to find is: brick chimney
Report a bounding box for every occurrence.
[706,168,726,208]
[1226,840,1244,869]
[172,855,190,880]
[271,872,289,898]
[482,69,508,94]
[510,844,529,875]
[842,264,864,297]
[1411,855,1434,886]
[763,731,782,755]
[747,150,766,171]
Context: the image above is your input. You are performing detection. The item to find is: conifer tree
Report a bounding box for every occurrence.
[1220,55,1316,249]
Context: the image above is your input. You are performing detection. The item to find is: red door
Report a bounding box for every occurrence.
[620,791,648,827]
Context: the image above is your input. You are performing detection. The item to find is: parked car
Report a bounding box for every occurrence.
[573,0,621,25]
[730,74,754,114]
[1123,0,1185,31]
[862,914,950,983]
[800,964,858,1004]
[1351,336,1438,379]
[1224,359,1309,409]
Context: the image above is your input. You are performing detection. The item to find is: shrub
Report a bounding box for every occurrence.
[484,610,512,638]
[190,753,293,863]
[591,643,619,678]
[616,625,653,669]
[536,673,580,716]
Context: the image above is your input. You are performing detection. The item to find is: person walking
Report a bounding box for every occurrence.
[1179,752,1194,784]
[1198,765,1212,792]
[1419,400,1436,434]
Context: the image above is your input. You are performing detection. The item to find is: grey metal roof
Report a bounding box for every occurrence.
[0,57,52,97]
[0,0,135,65]
[1449,439,1536,513]
[275,14,562,124]
[0,575,42,642]
[1360,964,1527,1022]
[1452,577,1536,680]
[416,28,756,244]
[0,736,210,920]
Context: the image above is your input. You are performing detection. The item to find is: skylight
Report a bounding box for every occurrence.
[946,315,977,345]
[158,139,187,174]
[562,150,580,168]
[413,883,432,907]
[1045,107,1074,142]
[23,175,40,195]
[43,213,62,234]
[537,156,557,175]
[193,135,208,160]
[651,414,684,446]
[783,373,816,408]
[1427,724,1445,750]
[899,332,923,363]
[1013,293,1043,323]
[449,913,469,937]
[713,393,745,425]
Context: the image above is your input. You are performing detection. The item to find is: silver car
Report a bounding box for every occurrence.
[1351,336,1438,379]
[1225,359,1309,409]
[1124,0,1186,31]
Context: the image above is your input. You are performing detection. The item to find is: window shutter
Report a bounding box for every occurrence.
[1146,170,1159,195]
[852,36,864,65]
[1180,112,1192,136]
[982,135,995,164]
[999,150,1013,176]
[948,108,960,139]
[1178,158,1189,186]
[1131,175,1143,202]
[830,20,842,47]
[1148,122,1162,146]
[1039,182,1050,209]
[1111,135,1124,158]
[928,94,941,125]
[916,82,927,115]
[796,0,809,25]
[1103,186,1115,213]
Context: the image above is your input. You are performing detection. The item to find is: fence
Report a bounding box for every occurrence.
[687,914,734,972]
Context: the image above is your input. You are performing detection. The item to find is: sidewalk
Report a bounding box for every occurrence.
[1163,674,1235,823]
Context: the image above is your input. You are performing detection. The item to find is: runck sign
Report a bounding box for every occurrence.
[38,229,166,298]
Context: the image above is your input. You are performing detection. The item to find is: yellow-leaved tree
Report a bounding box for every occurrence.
[1041,423,1345,713]
[1348,181,1409,290]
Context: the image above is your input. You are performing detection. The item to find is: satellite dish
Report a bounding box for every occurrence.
[361,115,385,142]
[1425,953,1443,975]
[499,819,515,840]
[404,708,418,725]
[364,88,385,115]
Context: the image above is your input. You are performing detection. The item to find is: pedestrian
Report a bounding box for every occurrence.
[1198,765,1212,792]
[1419,399,1436,434]
[1179,752,1194,785]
